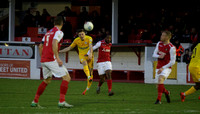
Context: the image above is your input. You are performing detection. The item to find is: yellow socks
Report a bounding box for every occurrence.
[185,86,196,96]
[83,65,90,77]
[86,75,93,90]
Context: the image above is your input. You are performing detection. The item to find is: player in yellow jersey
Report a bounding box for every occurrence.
[60,29,93,95]
[180,42,200,102]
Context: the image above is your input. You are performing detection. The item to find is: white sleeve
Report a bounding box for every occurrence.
[87,41,101,55]
[162,47,176,69]
[53,31,64,42]
[42,36,45,42]
[93,41,101,51]
[152,42,160,58]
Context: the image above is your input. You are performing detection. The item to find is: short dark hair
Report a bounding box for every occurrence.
[77,29,86,33]
[54,16,63,25]
[185,49,189,51]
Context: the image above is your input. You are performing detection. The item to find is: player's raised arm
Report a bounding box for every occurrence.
[87,41,101,55]
[152,42,160,58]
[153,42,166,59]
[162,47,176,69]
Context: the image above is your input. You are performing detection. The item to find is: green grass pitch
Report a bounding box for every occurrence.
[0,78,200,113]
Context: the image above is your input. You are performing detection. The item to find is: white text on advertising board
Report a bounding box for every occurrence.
[0,46,33,58]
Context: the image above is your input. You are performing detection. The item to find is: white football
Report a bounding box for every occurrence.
[84,21,94,31]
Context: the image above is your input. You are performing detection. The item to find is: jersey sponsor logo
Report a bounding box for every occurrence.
[102,48,110,52]
[78,46,89,50]
[0,46,33,59]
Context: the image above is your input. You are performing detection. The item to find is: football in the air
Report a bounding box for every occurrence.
[84,21,94,31]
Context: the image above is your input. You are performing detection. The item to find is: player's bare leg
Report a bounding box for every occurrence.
[180,82,200,102]
[58,74,73,108]
[96,75,105,94]
[31,77,52,107]
[106,70,114,96]
[155,75,170,104]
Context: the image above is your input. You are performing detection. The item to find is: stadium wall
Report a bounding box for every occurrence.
[62,48,145,71]
[0,42,194,85]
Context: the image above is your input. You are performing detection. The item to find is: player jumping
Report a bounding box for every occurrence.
[87,35,114,96]
[152,31,176,104]
[180,42,200,102]
[60,29,93,95]
[31,16,73,108]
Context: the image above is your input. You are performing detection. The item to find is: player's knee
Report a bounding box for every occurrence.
[62,74,71,82]
[107,75,112,80]
[100,77,104,82]
[106,70,112,79]
[44,78,51,84]
[82,61,87,66]
[100,75,105,82]
[158,76,165,84]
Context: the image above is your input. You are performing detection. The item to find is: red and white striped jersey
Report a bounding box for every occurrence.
[89,40,112,63]
[153,41,176,69]
[41,27,63,62]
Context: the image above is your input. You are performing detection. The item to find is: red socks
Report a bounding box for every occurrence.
[34,81,47,103]
[59,80,69,102]
[157,84,168,101]
[107,80,112,92]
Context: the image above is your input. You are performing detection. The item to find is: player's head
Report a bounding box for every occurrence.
[160,31,172,42]
[54,16,63,27]
[105,35,111,43]
[77,29,86,40]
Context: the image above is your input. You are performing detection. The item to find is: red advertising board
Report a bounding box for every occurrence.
[0,60,30,78]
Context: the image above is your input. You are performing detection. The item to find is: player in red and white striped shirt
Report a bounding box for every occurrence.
[152,31,176,104]
[31,16,73,108]
[88,35,114,96]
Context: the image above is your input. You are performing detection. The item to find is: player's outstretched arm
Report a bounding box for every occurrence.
[60,40,76,53]
[59,46,72,53]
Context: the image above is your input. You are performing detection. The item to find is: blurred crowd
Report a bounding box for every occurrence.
[1,4,200,46]
[118,8,200,44]
[1,4,199,64]
[12,6,111,43]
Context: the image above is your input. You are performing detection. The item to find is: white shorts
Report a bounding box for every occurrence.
[155,68,171,83]
[97,61,112,75]
[41,61,69,79]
